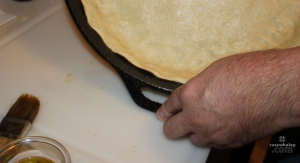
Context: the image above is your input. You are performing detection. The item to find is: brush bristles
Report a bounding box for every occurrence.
[6,94,40,123]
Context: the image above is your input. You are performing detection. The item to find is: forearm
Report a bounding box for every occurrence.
[228,46,300,136]
[226,46,300,136]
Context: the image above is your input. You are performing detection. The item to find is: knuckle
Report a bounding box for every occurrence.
[188,115,200,127]
[163,100,176,115]
[185,111,203,127]
[201,86,215,104]
[178,86,195,103]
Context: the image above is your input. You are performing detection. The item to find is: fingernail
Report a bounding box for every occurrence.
[156,109,165,121]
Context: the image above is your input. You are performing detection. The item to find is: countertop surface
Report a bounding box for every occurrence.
[0,1,210,162]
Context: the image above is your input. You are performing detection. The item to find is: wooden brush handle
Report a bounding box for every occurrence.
[0,137,15,149]
[0,137,19,163]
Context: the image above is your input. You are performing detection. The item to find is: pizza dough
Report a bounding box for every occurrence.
[81,0,300,83]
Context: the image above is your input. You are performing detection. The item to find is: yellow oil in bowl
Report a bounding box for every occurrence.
[16,156,55,163]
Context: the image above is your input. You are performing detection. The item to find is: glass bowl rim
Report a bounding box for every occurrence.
[0,136,71,163]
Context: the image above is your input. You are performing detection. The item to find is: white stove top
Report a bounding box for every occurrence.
[0,1,210,162]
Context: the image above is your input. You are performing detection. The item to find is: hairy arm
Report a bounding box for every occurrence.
[156,47,300,149]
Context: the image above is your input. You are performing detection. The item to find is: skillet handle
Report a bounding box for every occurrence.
[113,66,172,113]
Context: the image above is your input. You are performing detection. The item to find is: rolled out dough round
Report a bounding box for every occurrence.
[82,0,300,83]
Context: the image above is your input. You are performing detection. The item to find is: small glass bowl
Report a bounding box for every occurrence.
[0,136,71,163]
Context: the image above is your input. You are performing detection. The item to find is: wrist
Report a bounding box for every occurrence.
[276,47,300,129]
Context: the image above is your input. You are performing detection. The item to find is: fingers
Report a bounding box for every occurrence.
[156,86,183,122]
[163,111,216,147]
[163,111,191,138]
[163,113,213,147]
[155,76,213,146]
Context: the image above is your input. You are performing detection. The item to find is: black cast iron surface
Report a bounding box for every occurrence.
[65,0,182,112]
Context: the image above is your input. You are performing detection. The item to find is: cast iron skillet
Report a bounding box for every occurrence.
[65,0,182,112]
[65,2,262,161]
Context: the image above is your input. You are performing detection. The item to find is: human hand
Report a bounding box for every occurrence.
[156,47,300,149]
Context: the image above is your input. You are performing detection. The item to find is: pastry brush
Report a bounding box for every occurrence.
[0,94,40,149]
